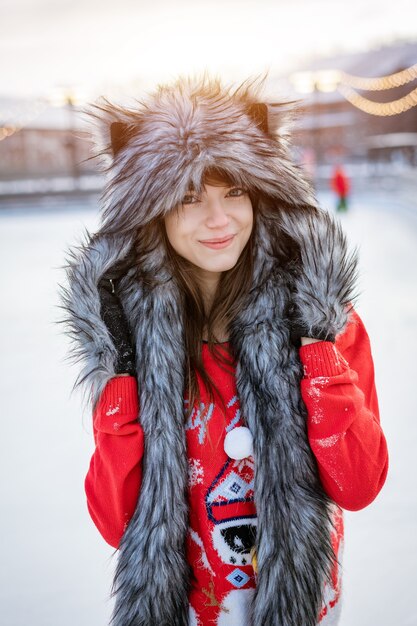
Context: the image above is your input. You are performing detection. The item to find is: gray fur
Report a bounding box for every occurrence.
[57,73,360,625]
[57,229,136,410]
[277,207,360,340]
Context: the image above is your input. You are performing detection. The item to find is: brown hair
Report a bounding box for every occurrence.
[159,166,259,451]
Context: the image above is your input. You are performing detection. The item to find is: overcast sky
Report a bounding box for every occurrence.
[2,0,417,100]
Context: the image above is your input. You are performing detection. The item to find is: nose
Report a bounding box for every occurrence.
[205,197,231,228]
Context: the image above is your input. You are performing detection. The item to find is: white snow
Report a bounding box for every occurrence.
[314,432,343,448]
[306,377,332,424]
[0,187,415,625]
[105,402,121,416]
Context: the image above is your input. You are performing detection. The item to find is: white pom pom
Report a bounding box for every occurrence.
[224,426,254,460]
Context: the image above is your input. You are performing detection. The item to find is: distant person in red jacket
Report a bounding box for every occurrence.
[331,165,350,212]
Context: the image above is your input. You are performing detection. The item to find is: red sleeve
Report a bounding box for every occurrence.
[84,376,144,548]
[299,307,389,511]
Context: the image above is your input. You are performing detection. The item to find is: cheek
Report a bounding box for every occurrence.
[240,202,254,232]
[247,208,254,228]
[164,213,196,259]
[164,214,181,253]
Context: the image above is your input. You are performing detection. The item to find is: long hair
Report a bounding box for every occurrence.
[113,165,259,451]
[164,168,263,451]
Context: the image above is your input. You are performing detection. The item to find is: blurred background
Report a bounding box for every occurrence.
[1,1,416,624]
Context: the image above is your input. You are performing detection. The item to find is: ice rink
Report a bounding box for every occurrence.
[0,188,415,625]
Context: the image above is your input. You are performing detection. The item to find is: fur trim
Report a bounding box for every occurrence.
[57,229,135,411]
[277,206,360,341]
[110,261,192,625]
[229,218,338,625]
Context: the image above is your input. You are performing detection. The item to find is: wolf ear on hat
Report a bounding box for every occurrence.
[247,102,269,134]
[110,121,131,157]
[247,99,301,140]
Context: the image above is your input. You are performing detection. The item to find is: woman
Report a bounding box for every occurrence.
[59,73,389,626]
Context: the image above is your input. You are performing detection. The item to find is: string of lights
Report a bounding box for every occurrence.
[289,63,417,116]
[337,84,417,116]
[2,64,417,142]
[0,99,49,142]
[339,64,417,91]
[0,88,87,142]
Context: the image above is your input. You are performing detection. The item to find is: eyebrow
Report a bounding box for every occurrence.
[186,184,235,192]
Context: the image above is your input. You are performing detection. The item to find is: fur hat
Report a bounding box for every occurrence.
[84,72,317,233]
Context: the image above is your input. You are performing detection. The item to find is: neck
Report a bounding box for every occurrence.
[196,269,220,314]
[195,269,230,341]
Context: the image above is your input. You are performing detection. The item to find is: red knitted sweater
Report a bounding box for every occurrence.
[84,307,388,625]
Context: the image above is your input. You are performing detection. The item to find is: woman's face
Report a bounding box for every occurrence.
[164,182,253,279]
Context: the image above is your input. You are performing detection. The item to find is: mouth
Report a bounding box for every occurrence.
[198,234,235,249]
[200,235,235,243]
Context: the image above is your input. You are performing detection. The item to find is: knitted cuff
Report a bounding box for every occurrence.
[94,375,139,428]
[299,341,349,378]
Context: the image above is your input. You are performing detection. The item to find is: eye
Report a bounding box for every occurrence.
[227,187,248,197]
[181,187,248,205]
[181,194,200,205]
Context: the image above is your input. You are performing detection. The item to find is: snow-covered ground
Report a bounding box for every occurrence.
[0,189,415,626]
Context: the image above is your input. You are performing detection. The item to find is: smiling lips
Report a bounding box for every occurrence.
[199,235,235,249]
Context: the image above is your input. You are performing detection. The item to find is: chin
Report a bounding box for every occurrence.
[199,256,240,273]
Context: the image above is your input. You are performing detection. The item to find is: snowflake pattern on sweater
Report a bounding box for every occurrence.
[184,342,344,626]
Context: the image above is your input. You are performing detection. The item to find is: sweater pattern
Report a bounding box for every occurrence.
[184,344,342,625]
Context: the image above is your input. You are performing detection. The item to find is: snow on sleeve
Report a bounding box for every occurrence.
[85,376,145,548]
[298,307,389,511]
